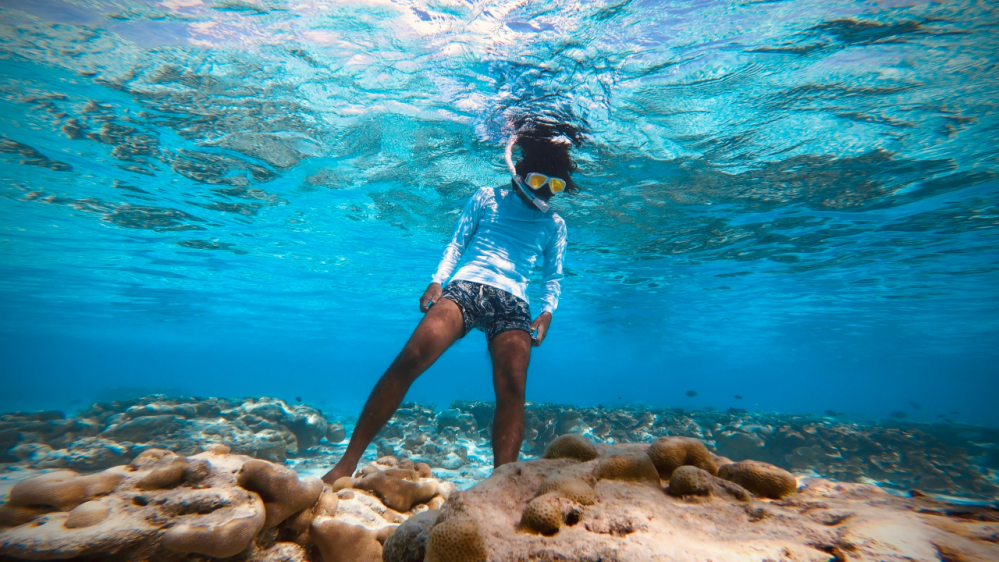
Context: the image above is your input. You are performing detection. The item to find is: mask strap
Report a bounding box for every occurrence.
[506,135,549,212]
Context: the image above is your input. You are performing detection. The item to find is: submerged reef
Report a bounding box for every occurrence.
[0,396,343,470]
[2,431,996,561]
[2,396,997,501]
[370,401,999,500]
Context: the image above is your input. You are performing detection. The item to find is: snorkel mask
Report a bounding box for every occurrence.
[505,136,550,212]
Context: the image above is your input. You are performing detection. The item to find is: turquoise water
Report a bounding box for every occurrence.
[0,0,997,427]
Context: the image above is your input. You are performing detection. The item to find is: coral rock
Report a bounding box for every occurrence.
[384,467,421,482]
[647,436,718,479]
[7,469,124,511]
[310,516,383,562]
[666,465,752,501]
[535,471,597,505]
[425,516,487,562]
[718,459,797,499]
[382,509,439,562]
[325,422,346,444]
[137,457,189,490]
[0,504,52,528]
[543,434,599,462]
[413,455,999,561]
[0,451,325,561]
[129,448,176,469]
[593,453,661,486]
[415,462,434,478]
[330,476,354,492]
[312,485,340,518]
[353,469,439,512]
[161,492,266,558]
[252,541,311,562]
[237,459,324,528]
[63,500,111,528]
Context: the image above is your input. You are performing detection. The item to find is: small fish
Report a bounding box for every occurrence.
[889,411,907,419]
[597,404,604,410]
[951,411,960,415]
[938,414,946,418]
[618,396,622,400]
[909,401,921,410]
[68,399,82,405]
[733,395,743,400]
[825,410,838,416]
[295,397,302,403]
[686,390,697,397]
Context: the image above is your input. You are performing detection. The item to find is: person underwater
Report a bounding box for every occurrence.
[323,122,578,483]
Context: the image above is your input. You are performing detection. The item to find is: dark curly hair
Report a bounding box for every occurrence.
[512,119,582,193]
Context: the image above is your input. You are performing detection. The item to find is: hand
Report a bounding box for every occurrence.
[530,311,552,347]
[420,283,443,313]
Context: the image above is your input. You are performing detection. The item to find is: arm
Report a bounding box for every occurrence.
[420,190,484,312]
[532,218,567,345]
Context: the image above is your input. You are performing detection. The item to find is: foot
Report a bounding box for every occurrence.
[321,462,355,485]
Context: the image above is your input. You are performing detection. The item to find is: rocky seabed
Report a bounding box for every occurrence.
[0,395,997,561]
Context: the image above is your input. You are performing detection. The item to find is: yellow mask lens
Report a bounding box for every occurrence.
[527,173,548,189]
[525,172,566,193]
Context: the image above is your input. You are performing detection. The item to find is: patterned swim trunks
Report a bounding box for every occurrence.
[440,280,535,342]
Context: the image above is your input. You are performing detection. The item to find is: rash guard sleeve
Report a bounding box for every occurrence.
[539,216,567,314]
[430,189,485,284]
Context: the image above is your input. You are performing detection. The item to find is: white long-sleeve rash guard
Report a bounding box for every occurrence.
[431,186,567,314]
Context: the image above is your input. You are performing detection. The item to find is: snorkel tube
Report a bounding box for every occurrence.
[505,135,550,212]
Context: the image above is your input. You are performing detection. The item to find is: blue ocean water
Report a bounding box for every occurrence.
[0,0,997,430]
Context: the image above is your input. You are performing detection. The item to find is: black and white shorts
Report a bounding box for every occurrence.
[440,280,535,343]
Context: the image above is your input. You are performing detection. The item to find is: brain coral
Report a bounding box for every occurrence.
[425,516,487,562]
[382,509,439,562]
[518,493,575,536]
[237,459,324,528]
[593,453,661,486]
[666,466,751,502]
[647,436,718,479]
[543,434,599,462]
[536,471,597,505]
[718,460,797,499]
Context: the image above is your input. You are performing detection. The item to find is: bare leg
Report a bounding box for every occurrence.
[489,329,531,468]
[323,299,465,484]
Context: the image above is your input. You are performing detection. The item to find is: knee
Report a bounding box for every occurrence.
[397,342,434,373]
[494,374,525,402]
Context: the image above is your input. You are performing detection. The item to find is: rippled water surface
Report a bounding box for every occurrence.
[1,1,997,425]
